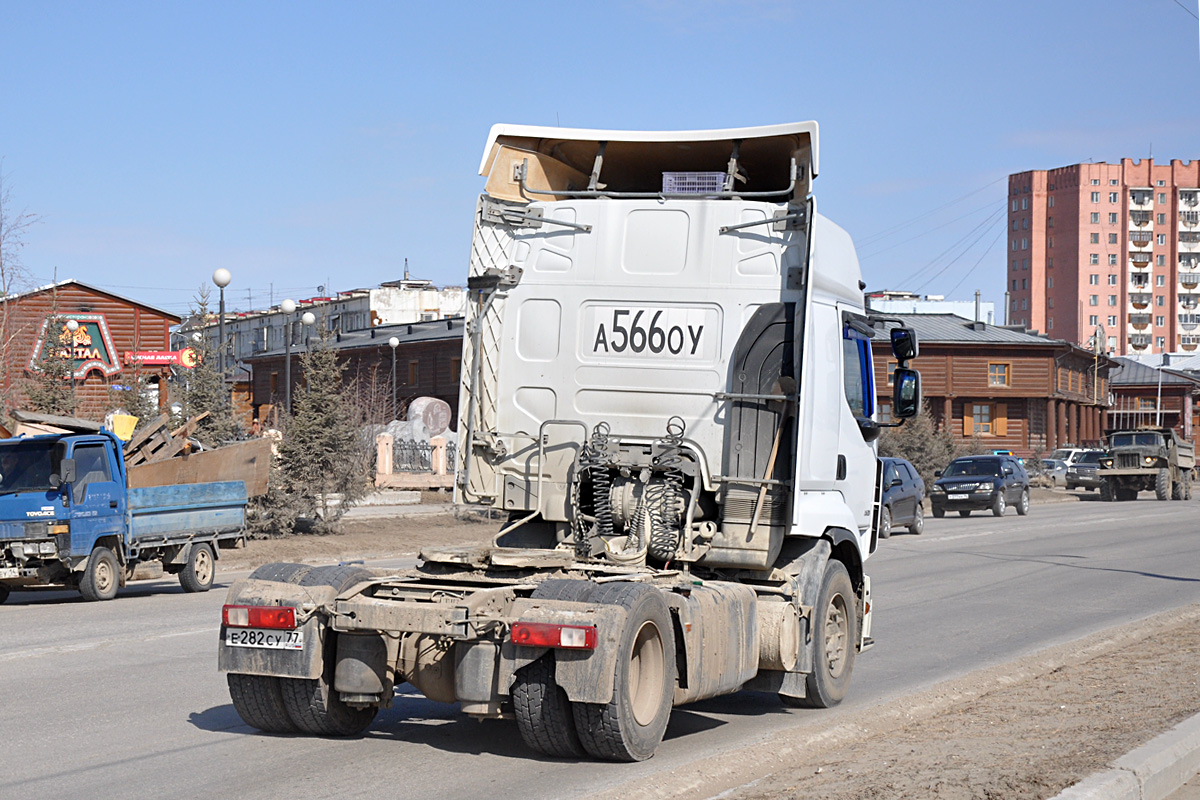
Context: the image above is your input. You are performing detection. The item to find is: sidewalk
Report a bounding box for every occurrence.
[1053,712,1200,800]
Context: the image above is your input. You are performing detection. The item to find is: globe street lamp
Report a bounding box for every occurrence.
[301,311,316,352]
[65,319,79,413]
[389,336,400,420]
[212,268,232,381]
[280,299,296,413]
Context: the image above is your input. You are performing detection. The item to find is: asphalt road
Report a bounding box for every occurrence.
[1,495,1197,800]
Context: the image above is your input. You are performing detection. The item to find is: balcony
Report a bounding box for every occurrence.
[1179,313,1200,330]
[1181,254,1200,270]
[1130,250,1152,266]
[1181,211,1200,227]
[1128,333,1152,348]
[1129,230,1153,246]
[1130,190,1153,206]
[1128,313,1152,328]
[1131,210,1153,226]
[1131,274,1150,288]
[1183,296,1200,310]
[1181,334,1200,349]
[1182,273,1200,288]
[1182,191,1200,208]
[1130,292,1152,307]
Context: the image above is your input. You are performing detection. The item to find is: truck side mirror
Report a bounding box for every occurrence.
[60,458,77,484]
[891,327,919,362]
[892,368,921,418]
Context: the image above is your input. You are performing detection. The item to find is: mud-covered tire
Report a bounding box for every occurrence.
[1186,477,1193,501]
[249,562,313,584]
[573,582,675,762]
[932,506,945,518]
[280,564,379,737]
[513,580,595,758]
[991,492,1007,517]
[1015,489,1030,516]
[878,506,892,539]
[1099,480,1114,502]
[1171,479,1184,501]
[790,560,857,709]
[958,510,971,518]
[908,504,924,535]
[227,673,298,733]
[1156,469,1170,501]
[179,542,215,593]
[79,546,120,601]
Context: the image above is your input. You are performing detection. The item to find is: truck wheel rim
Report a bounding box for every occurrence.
[824,593,849,678]
[95,559,114,593]
[629,621,665,726]
[195,550,213,584]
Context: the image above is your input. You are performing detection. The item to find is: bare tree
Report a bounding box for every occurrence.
[0,164,40,411]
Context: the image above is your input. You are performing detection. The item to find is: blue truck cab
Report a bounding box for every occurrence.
[0,430,248,603]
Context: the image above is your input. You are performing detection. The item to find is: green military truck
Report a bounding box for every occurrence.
[1098,427,1195,501]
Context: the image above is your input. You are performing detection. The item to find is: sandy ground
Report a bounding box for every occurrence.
[218,499,1199,799]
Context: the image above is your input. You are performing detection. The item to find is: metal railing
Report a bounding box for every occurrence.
[393,440,458,473]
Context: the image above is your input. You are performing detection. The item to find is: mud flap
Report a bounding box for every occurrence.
[497,598,627,705]
[215,577,341,679]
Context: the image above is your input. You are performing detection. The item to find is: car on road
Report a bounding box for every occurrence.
[1039,458,1068,487]
[930,455,1030,518]
[1065,450,1106,491]
[879,457,925,538]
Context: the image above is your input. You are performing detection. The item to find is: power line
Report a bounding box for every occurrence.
[855,174,1008,248]
[944,223,1007,297]
[859,199,1000,260]
[1170,0,1198,20]
[912,206,1008,292]
[895,204,1007,288]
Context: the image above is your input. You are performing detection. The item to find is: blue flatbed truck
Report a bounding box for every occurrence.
[0,430,248,602]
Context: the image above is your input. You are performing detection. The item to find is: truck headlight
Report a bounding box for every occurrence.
[1144,456,1155,465]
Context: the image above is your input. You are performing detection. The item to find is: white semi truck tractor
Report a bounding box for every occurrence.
[217,122,921,762]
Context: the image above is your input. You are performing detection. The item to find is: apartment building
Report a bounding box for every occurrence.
[1007,159,1200,356]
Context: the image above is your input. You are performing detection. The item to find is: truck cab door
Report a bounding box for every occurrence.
[66,442,126,553]
[837,309,881,535]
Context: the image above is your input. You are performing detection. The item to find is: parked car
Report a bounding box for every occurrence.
[879,457,926,538]
[1049,447,1096,467]
[930,455,1030,518]
[1040,458,1068,487]
[1065,450,1107,491]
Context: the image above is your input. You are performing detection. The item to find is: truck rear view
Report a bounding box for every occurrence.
[218,122,920,761]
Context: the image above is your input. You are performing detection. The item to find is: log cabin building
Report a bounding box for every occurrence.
[873,314,1119,455]
[0,280,181,420]
[1107,357,1200,441]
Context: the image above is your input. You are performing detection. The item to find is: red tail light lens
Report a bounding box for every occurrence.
[222,604,297,630]
[510,621,597,650]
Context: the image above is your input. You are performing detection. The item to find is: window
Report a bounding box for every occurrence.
[1048,297,1054,308]
[1047,276,1054,288]
[1089,295,1098,306]
[1157,180,1166,187]
[1048,257,1054,268]
[841,326,874,418]
[1011,240,1017,252]
[1109,192,1119,203]
[72,444,112,502]
[1091,179,1100,185]
[1108,295,1118,306]
[1090,233,1099,244]
[1011,220,1018,231]
[1159,193,1167,204]
[1108,315,1118,327]
[1011,200,1018,211]
[1022,218,1029,230]
[1157,234,1167,245]
[1089,274,1099,285]
[1011,259,1018,271]
[1049,196,1055,208]
[878,402,893,423]
[1157,254,1166,266]
[1047,236,1053,248]
[1156,315,1165,327]
[1109,254,1118,266]
[1048,317,1054,330]
[1022,278,1027,289]
[1090,212,1100,223]
[1089,314,1098,326]
[270,372,278,395]
[1108,275,1118,285]
[1156,296,1165,307]
[1011,279,1017,290]
[988,363,1010,387]
[1023,259,1029,270]
[1138,397,1157,411]
[972,403,992,434]
[1109,233,1118,244]
[1022,299,1027,310]
[1156,275,1165,286]
[407,360,419,384]
[1091,192,1100,203]
[884,359,897,385]
[1110,179,1119,186]
[1109,212,1118,224]
[1089,253,1099,264]
[1021,198,1028,210]
[1157,336,1166,349]
[1157,213,1167,225]
[450,356,461,381]
[1021,238,1028,250]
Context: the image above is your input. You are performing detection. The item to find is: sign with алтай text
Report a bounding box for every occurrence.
[27,314,121,379]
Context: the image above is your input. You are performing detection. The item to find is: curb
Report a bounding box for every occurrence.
[1052,711,1200,800]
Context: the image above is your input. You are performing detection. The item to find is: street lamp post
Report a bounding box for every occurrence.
[389,336,400,420]
[212,268,232,382]
[280,299,296,413]
[66,319,79,413]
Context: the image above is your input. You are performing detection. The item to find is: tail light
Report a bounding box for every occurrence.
[222,604,297,630]
[510,621,597,650]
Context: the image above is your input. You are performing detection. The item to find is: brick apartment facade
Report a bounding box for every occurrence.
[1007,159,1200,357]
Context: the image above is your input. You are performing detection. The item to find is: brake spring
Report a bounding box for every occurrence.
[647,416,686,563]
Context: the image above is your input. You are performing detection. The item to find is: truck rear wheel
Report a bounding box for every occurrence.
[79,546,120,601]
[572,582,675,762]
[280,565,379,737]
[513,580,594,758]
[790,560,857,709]
[179,543,215,593]
[1156,468,1170,501]
[227,673,298,733]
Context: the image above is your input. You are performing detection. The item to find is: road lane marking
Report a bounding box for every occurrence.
[0,625,215,662]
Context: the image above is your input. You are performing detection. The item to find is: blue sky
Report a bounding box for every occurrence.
[2,0,1198,318]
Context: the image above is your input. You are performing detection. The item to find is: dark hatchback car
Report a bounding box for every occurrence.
[879,457,925,538]
[930,455,1030,518]
[1065,450,1106,490]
